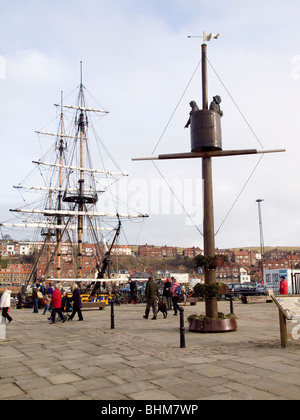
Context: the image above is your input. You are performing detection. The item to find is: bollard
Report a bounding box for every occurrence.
[0,317,6,340]
[179,307,186,348]
[230,295,234,315]
[110,299,115,330]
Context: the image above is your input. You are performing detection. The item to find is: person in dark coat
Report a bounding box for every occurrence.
[163,278,172,310]
[129,279,138,304]
[32,285,39,313]
[68,283,83,321]
[143,277,158,320]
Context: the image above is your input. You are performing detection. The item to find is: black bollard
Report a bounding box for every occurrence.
[230,295,234,315]
[110,299,115,330]
[179,307,186,348]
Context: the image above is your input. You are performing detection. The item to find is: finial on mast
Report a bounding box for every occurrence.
[188,32,223,43]
[80,61,83,86]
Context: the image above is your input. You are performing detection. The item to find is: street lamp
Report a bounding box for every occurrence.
[256,199,265,282]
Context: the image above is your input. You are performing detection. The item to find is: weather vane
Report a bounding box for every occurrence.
[188,32,224,42]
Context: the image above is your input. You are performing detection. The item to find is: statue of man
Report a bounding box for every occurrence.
[209,95,223,117]
[184,101,200,128]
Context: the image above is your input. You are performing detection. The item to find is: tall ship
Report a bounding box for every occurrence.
[0,63,148,298]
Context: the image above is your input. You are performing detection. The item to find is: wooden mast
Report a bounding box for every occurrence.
[56,91,64,279]
[201,43,218,319]
[132,37,286,328]
[77,61,85,279]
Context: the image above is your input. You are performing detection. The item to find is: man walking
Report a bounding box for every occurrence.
[143,277,158,320]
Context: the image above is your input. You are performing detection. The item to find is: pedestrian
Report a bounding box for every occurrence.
[32,285,39,313]
[0,287,13,323]
[129,279,138,304]
[61,290,72,313]
[42,294,52,315]
[39,280,46,296]
[182,285,187,306]
[163,278,172,310]
[46,281,54,296]
[68,283,83,321]
[143,277,158,320]
[50,283,66,324]
[279,276,288,295]
[170,278,181,316]
[113,285,121,306]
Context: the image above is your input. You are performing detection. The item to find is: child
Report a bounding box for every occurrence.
[42,294,52,315]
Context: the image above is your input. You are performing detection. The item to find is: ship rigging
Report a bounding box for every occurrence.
[1,63,148,292]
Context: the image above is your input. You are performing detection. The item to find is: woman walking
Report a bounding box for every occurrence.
[68,283,83,321]
[0,287,13,323]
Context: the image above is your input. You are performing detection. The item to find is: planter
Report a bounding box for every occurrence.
[189,317,237,333]
[219,285,228,295]
[211,256,226,267]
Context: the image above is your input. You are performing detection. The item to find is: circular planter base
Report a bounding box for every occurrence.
[189,317,237,333]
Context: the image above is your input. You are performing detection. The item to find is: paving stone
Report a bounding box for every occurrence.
[72,377,112,392]
[47,373,83,385]
[26,384,82,400]
[16,377,52,391]
[128,389,178,400]
[0,383,26,399]
[1,303,300,400]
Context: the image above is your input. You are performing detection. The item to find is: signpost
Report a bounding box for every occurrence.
[272,295,300,348]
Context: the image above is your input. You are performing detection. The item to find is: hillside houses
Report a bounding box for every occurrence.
[0,263,32,284]
[138,245,178,258]
[1,239,300,284]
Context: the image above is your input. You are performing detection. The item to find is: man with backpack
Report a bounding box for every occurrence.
[170,278,181,316]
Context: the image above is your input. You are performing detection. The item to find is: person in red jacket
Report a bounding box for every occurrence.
[279,276,288,295]
[50,283,66,324]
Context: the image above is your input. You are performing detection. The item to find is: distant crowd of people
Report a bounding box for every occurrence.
[1,276,290,326]
[143,276,188,320]
[29,281,83,324]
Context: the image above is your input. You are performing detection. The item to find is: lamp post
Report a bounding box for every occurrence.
[256,199,265,282]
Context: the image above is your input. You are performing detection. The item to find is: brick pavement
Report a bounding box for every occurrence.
[1,300,300,400]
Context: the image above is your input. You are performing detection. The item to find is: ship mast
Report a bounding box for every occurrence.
[2,62,149,284]
[77,62,85,278]
[56,91,65,279]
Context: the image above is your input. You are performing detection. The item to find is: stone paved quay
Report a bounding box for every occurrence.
[1,300,300,400]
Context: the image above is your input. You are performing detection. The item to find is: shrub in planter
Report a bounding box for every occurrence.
[188,312,237,333]
[193,254,229,270]
[193,282,227,300]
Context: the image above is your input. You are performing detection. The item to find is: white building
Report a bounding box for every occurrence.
[263,269,300,294]
[240,267,251,284]
[111,245,132,256]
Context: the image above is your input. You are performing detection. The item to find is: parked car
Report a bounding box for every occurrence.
[225,283,266,299]
[255,284,268,295]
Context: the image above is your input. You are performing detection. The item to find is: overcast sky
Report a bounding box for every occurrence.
[0,0,300,249]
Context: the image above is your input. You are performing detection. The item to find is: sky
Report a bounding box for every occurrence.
[0,0,300,250]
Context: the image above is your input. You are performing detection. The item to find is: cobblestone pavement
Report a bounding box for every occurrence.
[1,300,300,400]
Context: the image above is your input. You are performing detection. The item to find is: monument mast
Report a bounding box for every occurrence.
[133,35,285,330]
